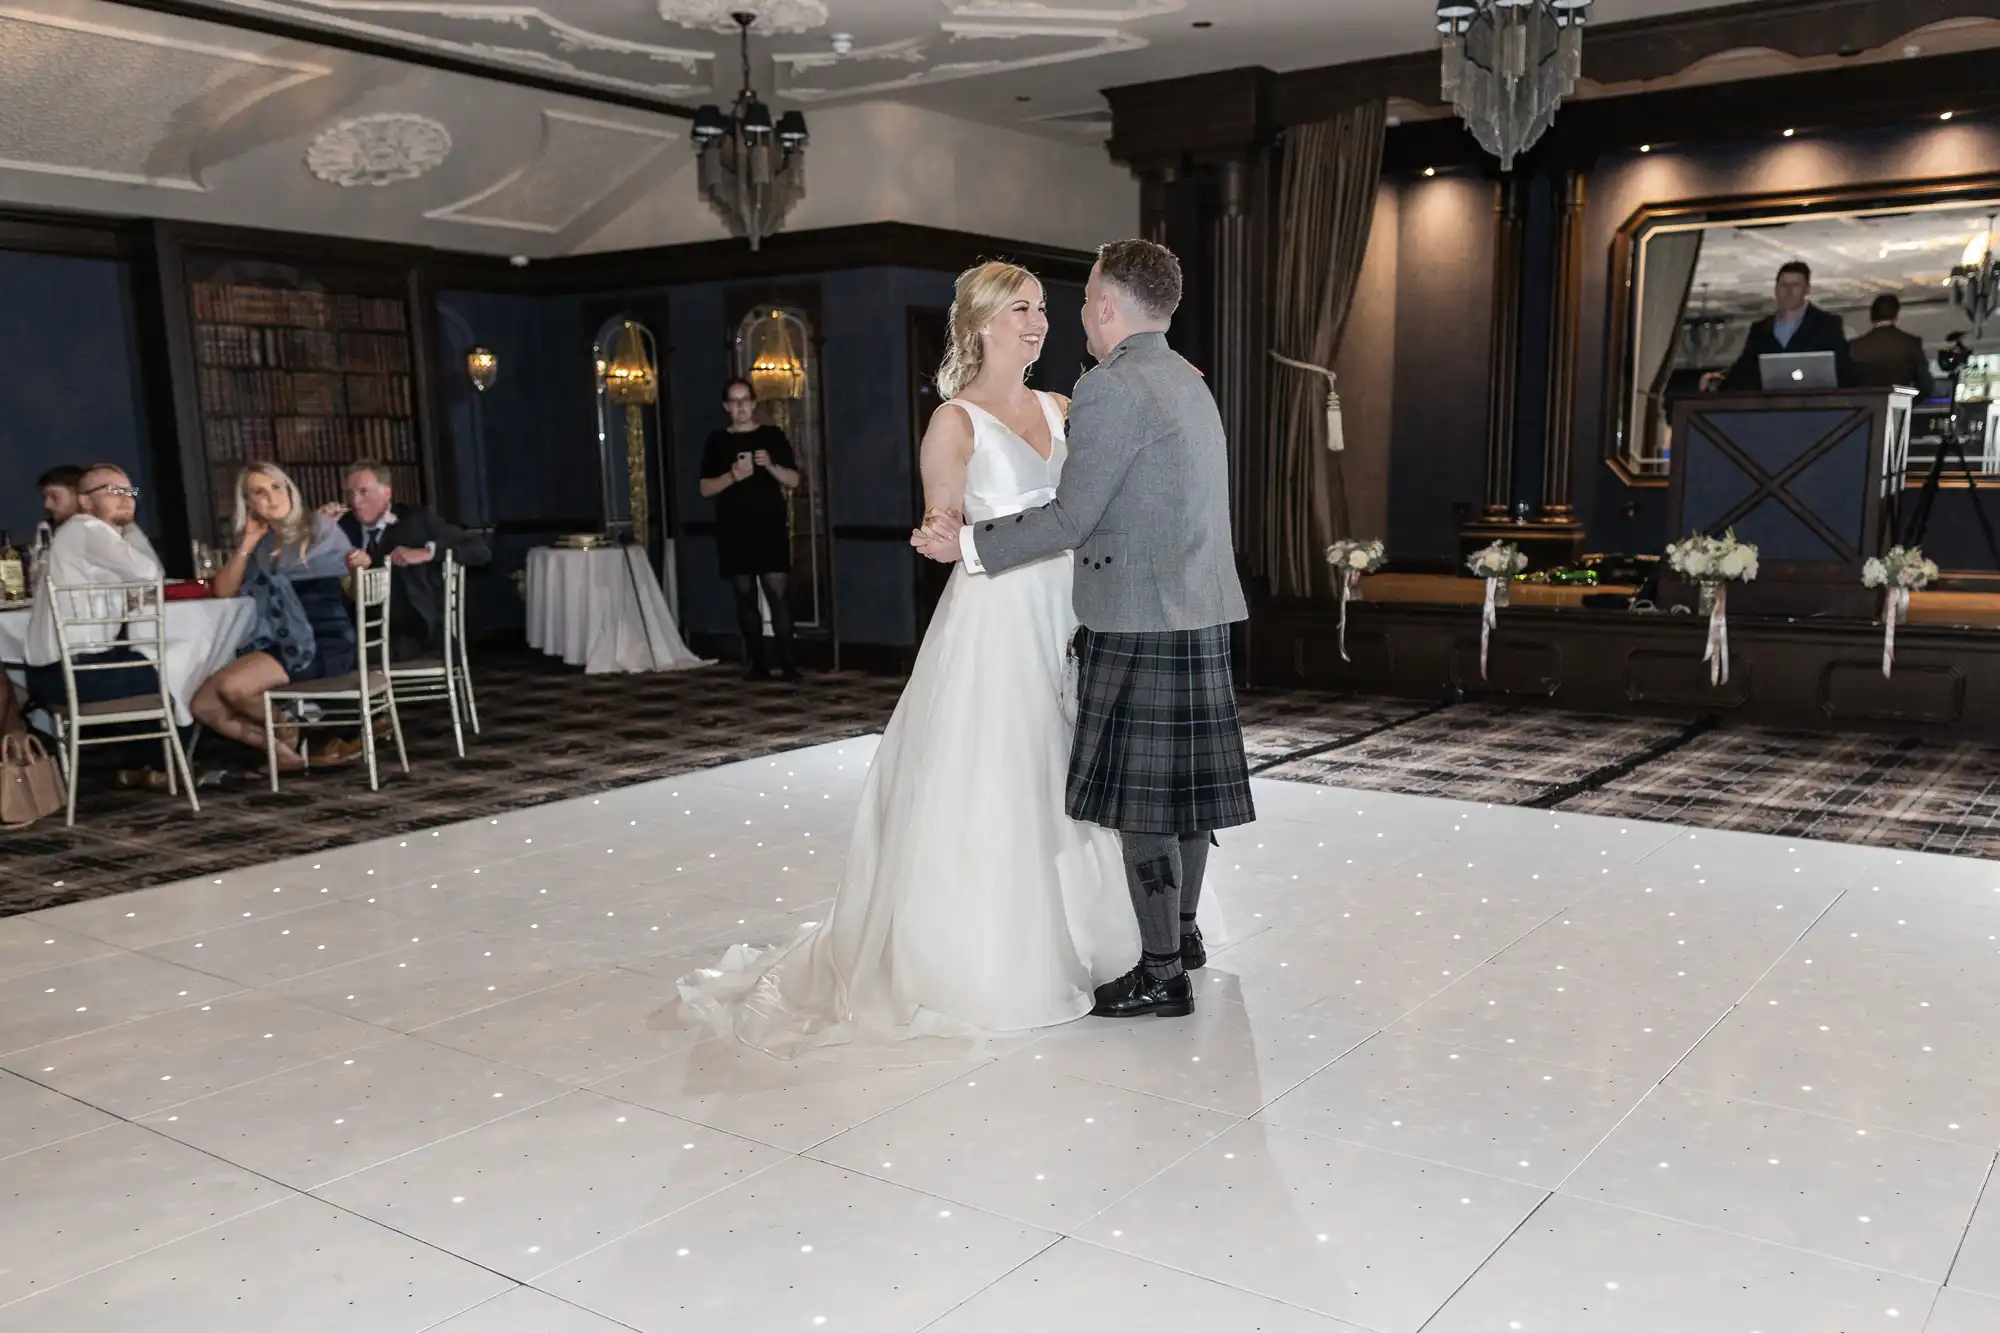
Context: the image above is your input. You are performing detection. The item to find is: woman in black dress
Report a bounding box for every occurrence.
[700,378,802,681]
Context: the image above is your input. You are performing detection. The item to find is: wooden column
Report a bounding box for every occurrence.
[1211,157,1271,558]
[1108,68,1277,583]
[1481,175,1526,523]
[1537,169,1587,536]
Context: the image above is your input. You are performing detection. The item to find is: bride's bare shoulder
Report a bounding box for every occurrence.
[1049,392,1071,420]
[924,400,976,454]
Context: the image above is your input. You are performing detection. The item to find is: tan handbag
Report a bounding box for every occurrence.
[1,733,64,828]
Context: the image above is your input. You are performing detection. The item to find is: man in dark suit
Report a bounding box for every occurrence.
[1848,293,1937,398]
[1711,261,1857,391]
[320,460,490,661]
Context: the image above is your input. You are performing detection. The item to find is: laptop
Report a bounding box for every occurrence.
[1759,350,1838,390]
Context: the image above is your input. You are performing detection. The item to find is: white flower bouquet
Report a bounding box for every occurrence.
[1466,541,1524,680]
[1863,545,1937,678]
[1466,540,1527,581]
[1862,545,1939,592]
[1325,538,1386,662]
[1325,538,1387,576]
[1666,531,1760,587]
[1664,531,1758,686]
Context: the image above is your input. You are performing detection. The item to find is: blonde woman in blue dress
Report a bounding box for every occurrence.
[680,262,1136,1058]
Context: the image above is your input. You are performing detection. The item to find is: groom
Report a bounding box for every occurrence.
[913,238,1254,1019]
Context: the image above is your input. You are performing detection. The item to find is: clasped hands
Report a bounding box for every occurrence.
[910,509,962,563]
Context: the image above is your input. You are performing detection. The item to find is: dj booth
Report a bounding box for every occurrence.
[1248,387,2000,741]
[1668,388,1915,618]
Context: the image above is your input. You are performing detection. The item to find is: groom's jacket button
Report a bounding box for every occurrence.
[983,522,994,531]
[1014,515,1023,522]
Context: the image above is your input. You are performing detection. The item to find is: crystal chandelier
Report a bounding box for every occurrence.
[691,11,809,251]
[1680,285,1732,366]
[1952,213,1999,334]
[1436,0,1592,171]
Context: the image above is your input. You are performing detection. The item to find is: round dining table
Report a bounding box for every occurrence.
[0,594,257,727]
[525,545,708,675]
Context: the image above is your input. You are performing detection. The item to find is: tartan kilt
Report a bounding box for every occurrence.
[1066,625,1256,835]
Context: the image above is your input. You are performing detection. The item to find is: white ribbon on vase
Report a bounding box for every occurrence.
[1880,586,1910,680]
[1480,576,1501,680]
[1270,352,1345,453]
[1702,582,1731,686]
[1338,569,1358,661]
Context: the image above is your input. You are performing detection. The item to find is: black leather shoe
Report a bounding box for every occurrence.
[1091,964,1194,1019]
[1180,925,1207,971]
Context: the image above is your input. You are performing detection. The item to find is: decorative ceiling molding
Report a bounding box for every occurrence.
[200,2,715,97]
[0,6,327,191]
[944,1,1184,17]
[424,107,677,235]
[776,22,1147,102]
[656,0,827,35]
[305,111,451,186]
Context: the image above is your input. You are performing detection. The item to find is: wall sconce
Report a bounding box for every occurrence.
[603,321,659,547]
[748,310,807,400]
[467,347,498,392]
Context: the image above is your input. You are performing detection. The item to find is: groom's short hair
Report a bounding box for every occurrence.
[1097,239,1182,321]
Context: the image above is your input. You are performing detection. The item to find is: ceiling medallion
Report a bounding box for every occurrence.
[1436,0,1591,171]
[658,0,828,35]
[305,113,452,188]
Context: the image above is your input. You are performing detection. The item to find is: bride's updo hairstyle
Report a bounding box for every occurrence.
[937,260,1039,400]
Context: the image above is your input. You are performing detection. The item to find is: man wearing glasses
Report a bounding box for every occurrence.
[21,464,169,788]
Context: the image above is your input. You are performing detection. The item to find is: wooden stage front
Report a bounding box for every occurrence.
[1247,574,2000,741]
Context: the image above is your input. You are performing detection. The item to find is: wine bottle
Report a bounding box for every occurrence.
[0,531,25,601]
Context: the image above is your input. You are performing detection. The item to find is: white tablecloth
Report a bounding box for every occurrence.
[0,596,258,727]
[525,546,707,675]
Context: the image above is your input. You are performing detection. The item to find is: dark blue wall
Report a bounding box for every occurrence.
[665,266,961,649]
[439,265,1086,648]
[434,288,594,632]
[0,250,156,542]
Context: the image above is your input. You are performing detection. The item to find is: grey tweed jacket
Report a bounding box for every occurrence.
[964,331,1247,633]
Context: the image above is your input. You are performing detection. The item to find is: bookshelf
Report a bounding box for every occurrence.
[186,269,426,533]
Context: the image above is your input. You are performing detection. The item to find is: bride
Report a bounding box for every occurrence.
[679,261,1137,1059]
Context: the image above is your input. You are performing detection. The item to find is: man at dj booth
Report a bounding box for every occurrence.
[1703,260,1857,392]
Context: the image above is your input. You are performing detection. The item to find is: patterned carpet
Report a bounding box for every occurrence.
[8,648,2000,917]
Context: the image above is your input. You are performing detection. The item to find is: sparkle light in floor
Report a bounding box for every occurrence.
[1,737,1998,1331]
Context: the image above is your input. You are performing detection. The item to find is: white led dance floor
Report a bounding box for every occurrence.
[3,737,2000,1332]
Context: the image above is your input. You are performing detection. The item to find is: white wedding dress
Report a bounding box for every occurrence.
[679,391,1137,1059]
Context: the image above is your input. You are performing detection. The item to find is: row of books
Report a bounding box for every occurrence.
[202,416,419,466]
[194,324,410,375]
[190,282,407,334]
[197,368,413,418]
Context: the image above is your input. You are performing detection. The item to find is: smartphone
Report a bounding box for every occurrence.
[736,451,754,466]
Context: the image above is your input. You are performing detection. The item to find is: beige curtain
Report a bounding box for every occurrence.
[1631,230,1704,471]
[1264,101,1388,599]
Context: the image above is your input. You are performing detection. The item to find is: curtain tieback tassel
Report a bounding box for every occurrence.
[1270,352,1345,454]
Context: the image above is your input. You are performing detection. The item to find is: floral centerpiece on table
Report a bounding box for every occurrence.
[1664,530,1759,685]
[1862,545,1938,678]
[1465,540,1526,680]
[1325,538,1387,663]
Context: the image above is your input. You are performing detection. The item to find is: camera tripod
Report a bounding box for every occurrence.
[1903,358,2000,567]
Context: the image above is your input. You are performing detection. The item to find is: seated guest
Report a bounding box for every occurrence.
[193,463,356,771]
[1709,261,1856,391]
[1848,294,1937,398]
[21,464,171,788]
[319,460,490,660]
[32,464,84,560]
[38,464,83,530]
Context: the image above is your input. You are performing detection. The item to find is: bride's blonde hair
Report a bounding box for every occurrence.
[936,260,1040,400]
